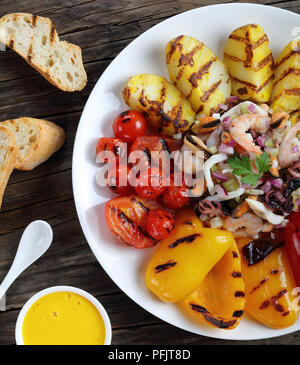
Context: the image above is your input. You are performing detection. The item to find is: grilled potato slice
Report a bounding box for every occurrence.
[122,73,195,136]
[270,40,300,113]
[224,24,274,102]
[166,35,231,115]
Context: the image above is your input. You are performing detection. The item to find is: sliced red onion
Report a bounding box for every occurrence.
[229,139,236,147]
[218,143,234,155]
[292,145,299,153]
[262,180,272,193]
[228,96,239,102]
[215,184,228,196]
[248,103,256,113]
[271,178,283,189]
[219,103,228,111]
[257,135,266,147]
[212,171,229,182]
[221,116,232,128]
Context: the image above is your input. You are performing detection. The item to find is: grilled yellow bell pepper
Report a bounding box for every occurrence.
[145,209,234,303]
[237,237,299,329]
[180,240,246,330]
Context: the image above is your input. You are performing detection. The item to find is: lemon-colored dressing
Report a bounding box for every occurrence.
[22,292,106,345]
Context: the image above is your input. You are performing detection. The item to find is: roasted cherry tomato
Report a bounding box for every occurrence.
[146,209,175,240]
[106,164,134,196]
[113,110,147,143]
[96,137,124,164]
[162,173,190,210]
[284,210,300,286]
[130,136,182,169]
[105,196,161,248]
[135,167,166,200]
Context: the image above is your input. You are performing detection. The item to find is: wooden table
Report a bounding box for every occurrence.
[0,0,299,345]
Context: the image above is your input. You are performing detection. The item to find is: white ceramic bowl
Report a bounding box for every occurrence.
[15,286,112,345]
[72,3,300,340]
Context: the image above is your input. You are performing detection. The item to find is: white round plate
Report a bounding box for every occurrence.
[72,3,300,340]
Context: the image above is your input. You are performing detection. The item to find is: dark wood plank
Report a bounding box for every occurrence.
[0,0,299,346]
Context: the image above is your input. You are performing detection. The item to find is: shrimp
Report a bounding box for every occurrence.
[223,212,263,238]
[229,114,271,154]
[278,122,300,168]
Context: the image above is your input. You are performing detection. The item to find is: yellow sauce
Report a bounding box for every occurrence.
[22,291,106,345]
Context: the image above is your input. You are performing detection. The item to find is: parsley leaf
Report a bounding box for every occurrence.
[227,152,271,187]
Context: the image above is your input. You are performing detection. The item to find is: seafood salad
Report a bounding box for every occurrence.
[195,100,300,237]
[96,24,300,331]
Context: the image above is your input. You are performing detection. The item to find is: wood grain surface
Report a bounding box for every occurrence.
[0,0,299,345]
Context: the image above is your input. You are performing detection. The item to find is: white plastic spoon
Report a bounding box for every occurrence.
[0,221,53,304]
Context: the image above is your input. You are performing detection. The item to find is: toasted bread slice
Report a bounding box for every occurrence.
[0,13,87,91]
[1,118,65,171]
[0,126,17,208]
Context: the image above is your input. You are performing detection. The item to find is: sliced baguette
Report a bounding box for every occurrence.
[0,126,17,208]
[1,118,65,171]
[0,13,87,91]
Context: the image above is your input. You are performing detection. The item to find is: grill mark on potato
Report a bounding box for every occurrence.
[250,277,268,294]
[229,33,268,49]
[285,88,300,96]
[245,43,253,67]
[189,303,237,329]
[224,52,273,72]
[155,260,177,273]
[200,80,222,102]
[230,75,257,90]
[231,72,273,93]
[276,49,298,68]
[179,43,203,67]
[169,233,201,248]
[189,58,216,88]
[270,269,279,275]
[271,88,300,103]
[232,251,239,258]
[256,53,274,71]
[235,291,245,298]
[273,68,300,88]
[175,68,184,84]
[237,86,248,95]
[144,95,188,131]
[166,35,184,64]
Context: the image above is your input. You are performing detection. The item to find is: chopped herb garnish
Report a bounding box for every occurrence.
[227,152,271,187]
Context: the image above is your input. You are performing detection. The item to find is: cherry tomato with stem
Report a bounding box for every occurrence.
[146,209,175,240]
[113,110,147,143]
